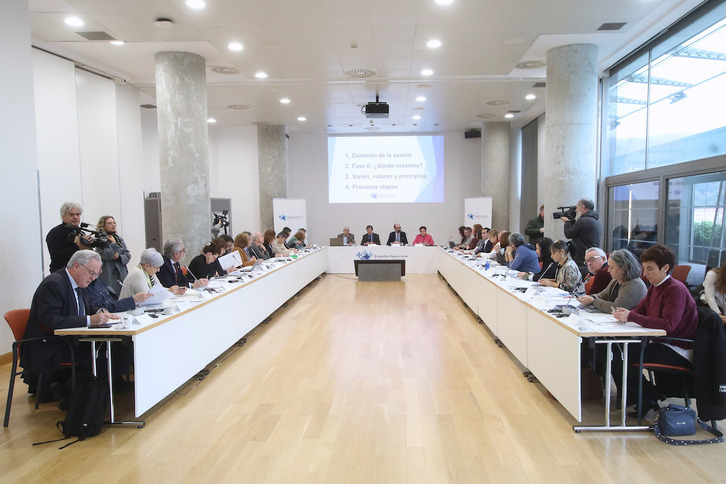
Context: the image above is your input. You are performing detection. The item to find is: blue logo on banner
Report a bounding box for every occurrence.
[278,214,287,221]
[467,213,474,220]
[356,250,373,260]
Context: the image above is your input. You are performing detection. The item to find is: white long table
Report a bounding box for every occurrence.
[436,248,665,425]
[326,245,439,274]
[57,248,327,418]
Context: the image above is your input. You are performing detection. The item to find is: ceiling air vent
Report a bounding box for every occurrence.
[140,104,157,109]
[486,100,510,106]
[598,22,627,31]
[227,104,252,110]
[344,68,377,78]
[515,60,546,70]
[210,66,240,75]
[475,114,496,119]
[532,82,546,88]
[77,31,117,41]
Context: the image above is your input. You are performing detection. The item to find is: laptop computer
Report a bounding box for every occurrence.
[329,237,344,246]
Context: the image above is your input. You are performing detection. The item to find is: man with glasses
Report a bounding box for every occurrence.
[157,238,208,289]
[583,247,612,295]
[21,250,116,404]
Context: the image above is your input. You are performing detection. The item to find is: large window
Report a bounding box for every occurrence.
[608,181,660,258]
[604,3,726,175]
[665,171,726,269]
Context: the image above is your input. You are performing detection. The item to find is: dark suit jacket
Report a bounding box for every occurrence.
[46,223,80,273]
[362,232,381,245]
[157,256,192,288]
[386,231,408,246]
[21,270,88,373]
[82,278,136,314]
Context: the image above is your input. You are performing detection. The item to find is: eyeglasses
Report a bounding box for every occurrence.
[80,264,101,279]
[585,257,602,264]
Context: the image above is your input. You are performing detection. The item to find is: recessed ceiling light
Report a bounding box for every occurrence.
[186,0,206,9]
[64,16,84,27]
[280,98,291,104]
[421,68,434,76]
[412,115,422,120]
[228,42,244,51]
[504,113,514,119]
[110,40,125,46]
[207,118,216,123]
[416,96,426,102]
[525,94,536,101]
[297,116,306,122]
[255,72,268,79]
[426,39,442,49]
[435,0,454,5]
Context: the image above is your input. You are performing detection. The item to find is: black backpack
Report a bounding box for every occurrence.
[34,377,108,449]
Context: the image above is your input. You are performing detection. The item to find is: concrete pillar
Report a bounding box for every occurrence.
[482,122,511,230]
[257,125,287,231]
[544,44,599,240]
[155,51,210,263]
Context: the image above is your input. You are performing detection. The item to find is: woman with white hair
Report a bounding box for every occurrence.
[121,248,186,298]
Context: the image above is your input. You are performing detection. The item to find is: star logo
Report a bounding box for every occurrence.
[278,214,287,221]
[356,250,372,260]
[467,213,474,220]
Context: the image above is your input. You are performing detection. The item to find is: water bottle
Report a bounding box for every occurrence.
[484,260,490,271]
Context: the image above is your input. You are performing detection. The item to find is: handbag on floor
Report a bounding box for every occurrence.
[653,404,723,445]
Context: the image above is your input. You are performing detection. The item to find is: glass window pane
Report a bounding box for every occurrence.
[666,171,726,270]
[606,56,649,174]
[608,180,660,258]
[647,17,726,168]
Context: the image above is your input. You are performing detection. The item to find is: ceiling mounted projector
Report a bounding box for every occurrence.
[363,95,389,118]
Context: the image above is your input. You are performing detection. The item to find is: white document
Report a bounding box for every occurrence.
[218,251,242,271]
[139,283,174,306]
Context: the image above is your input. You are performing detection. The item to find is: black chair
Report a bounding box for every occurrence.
[4,309,76,427]
[635,307,726,428]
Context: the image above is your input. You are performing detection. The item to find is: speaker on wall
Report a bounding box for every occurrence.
[464,129,481,139]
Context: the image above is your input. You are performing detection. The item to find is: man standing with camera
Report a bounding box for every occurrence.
[46,202,94,273]
[560,198,602,275]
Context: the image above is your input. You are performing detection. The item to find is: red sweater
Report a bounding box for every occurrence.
[629,276,698,346]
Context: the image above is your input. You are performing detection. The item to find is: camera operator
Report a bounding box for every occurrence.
[559,198,602,275]
[46,201,95,273]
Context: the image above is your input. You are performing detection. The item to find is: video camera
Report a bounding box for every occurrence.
[212,210,230,236]
[553,205,577,221]
[67,222,110,249]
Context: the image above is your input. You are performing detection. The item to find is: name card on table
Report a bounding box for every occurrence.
[133,313,155,326]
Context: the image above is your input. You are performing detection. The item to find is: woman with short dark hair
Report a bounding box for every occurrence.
[612,244,698,411]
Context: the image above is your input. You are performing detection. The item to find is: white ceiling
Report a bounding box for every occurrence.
[28,0,704,134]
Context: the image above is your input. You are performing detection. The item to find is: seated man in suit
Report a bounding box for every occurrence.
[386,223,408,246]
[362,225,381,246]
[21,250,118,401]
[337,226,356,246]
[83,277,152,314]
[157,238,208,290]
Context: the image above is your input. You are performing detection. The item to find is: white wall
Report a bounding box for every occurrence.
[208,126,260,235]
[287,133,482,245]
[0,3,44,354]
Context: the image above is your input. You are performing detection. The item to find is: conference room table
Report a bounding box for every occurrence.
[435,248,665,430]
[326,245,439,274]
[56,248,327,421]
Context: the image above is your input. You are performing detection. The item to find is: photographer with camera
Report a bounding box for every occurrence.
[46,202,95,273]
[557,198,602,275]
[95,215,131,298]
